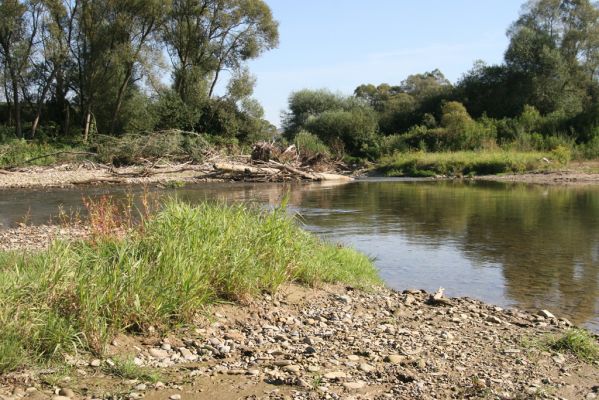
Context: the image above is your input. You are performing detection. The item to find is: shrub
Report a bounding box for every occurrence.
[294,131,330,158]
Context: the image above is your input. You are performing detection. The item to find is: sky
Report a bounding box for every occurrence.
[247,0,526,127]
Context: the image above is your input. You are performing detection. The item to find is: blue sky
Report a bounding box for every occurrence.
[248,0,526,126]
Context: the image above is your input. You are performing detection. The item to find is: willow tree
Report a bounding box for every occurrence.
[163,0,279,106]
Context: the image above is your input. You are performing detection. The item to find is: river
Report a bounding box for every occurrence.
[1,179,598,331]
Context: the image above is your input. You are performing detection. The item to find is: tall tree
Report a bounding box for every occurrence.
[163,0,279,105]
[0,0,41,137]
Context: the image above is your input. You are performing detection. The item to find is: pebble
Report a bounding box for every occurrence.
[148,348,169,359]
[169,395,181,400]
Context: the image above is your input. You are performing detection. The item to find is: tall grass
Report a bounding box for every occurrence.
[0,200,380,372]
[0,139,86,168]
[378,150,567,177]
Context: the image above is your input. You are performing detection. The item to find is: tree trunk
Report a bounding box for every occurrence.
[83,105,91,143]
[109,68,132,135]
[10,73,21,138]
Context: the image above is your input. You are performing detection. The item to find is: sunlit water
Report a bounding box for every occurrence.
[1,179,598,331]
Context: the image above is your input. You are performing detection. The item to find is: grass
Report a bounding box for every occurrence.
[0,200,380,373]
[377,150,566,177]
[544,329,599,362]
[0,139,88,168]
[103,357,161,382]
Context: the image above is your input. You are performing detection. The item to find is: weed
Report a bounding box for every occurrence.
[544,329,599,362]
[103,357,160,382]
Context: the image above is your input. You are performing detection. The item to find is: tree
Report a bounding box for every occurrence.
[163,0,278,105]
[0,0,41,137]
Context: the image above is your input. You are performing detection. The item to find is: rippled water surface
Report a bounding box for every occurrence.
[1,179,598,330]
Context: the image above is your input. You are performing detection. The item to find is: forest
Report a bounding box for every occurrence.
[1,0,599,172]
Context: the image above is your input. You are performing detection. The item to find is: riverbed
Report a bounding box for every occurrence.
[1,178,598,331]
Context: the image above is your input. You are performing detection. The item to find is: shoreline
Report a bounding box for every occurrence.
[2,163,599,190]
[0,284,597,399]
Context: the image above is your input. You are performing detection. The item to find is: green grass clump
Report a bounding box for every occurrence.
[544,329,599,362]
[103,357,160,382]
[0,201,380,372]
[377,150,565,177]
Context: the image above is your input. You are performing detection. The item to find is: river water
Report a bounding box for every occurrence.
[1,179,598,331]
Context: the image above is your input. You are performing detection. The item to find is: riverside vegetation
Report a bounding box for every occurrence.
[0,199,379,374]
[0,196,598,399]
[2,0,599,179]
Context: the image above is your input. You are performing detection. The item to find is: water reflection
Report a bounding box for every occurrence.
[1,180,598,330]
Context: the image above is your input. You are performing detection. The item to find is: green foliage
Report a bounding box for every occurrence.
[0,139,86,168]
[304,108,378,157]
[0,201,380,371]
[94,131,210,166]
[378,151,562,177]
[103,357,160,382]
[294,131,330,157]
[543,329,599,362]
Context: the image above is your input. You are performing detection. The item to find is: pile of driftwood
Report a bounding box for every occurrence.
[212,142,352,182]
[0,141,352,185]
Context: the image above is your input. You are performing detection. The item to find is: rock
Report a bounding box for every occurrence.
[247,369,260,376]
[179,347,197,361]
[336,295,352,304]
[169,395,181,400]
[128,393,144,399]
[384,354,405,364]
[538,309,556,319]
[343,381,366,391]
[148,348,169,359]
[347,355,360,361]
[161,343,172,351]
[404,294,416,305]
[51,397,71,400]
[90,359,101,367]
[134,384,147,391]
[58,389,75,398]
[273,360,293,367]
[552,354,566,364]
[324,371,347,380]
[486,315,502,324]
[307,365,320,373]
[359,363,375,372]
[282,364,301,374]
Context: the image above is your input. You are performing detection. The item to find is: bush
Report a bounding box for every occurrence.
[305,108,378,156]
[94,131,210,166]
[378,150,562,177]
[294,131,330,157]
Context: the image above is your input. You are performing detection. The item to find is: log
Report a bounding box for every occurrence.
[214,162,280,175]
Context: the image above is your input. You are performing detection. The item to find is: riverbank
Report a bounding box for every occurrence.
[0,284,597,399]
[0,202,598,399]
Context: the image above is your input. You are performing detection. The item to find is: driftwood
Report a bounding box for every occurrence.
[213,161,352,182]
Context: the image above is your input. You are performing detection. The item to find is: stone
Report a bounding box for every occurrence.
[538,309,556,319]
[347,355,360,361]
[343,381,366,391]
[128,393,144,399]
[90,359,101,367]
[486,315,502,324]
[179,347,197,361]
[134,384,147,391]
[58,389,75,398]
[148,348,169,359]
[324,371,347,380]
[384,354,405,364]
[169,395,181,400]
[359,363,375,372]
[282,364,301,374]
[273,360,293,367]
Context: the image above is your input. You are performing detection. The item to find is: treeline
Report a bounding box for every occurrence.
[0,0,278,143]
[283,0,599,160]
